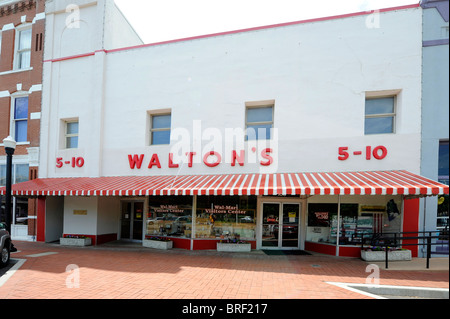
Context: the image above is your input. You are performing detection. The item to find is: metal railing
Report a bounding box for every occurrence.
[353,229,449,269]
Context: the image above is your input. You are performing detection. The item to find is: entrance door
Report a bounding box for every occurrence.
[120,201,144,240]
[261,202,300,249]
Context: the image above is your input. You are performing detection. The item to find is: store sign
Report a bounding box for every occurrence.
[56,157,85,168]
[205,205,247,214]
[151,205,186,213]
[315,212,328,220]
[128,149,274,170]
[338,145,388,161]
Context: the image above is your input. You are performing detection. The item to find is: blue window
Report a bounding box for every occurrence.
[151,114,171,145]
[14,97,28,142]
[66,121,79,149]
[246,106,274,140]
[365,97,395,135]
[439,141,449,185]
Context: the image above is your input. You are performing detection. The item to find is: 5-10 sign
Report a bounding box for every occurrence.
[56,157,85,168]
[338,145,387,161]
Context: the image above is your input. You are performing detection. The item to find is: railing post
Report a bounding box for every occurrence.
[426,236,431,269]
[385,243,389,269]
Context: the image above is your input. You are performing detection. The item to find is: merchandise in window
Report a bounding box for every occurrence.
[146,196,193,238]
[306,200,401,246]
[14,197,28,225]
[195,196,256,240]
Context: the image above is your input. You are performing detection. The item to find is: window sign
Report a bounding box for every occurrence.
[146,196,192,238]
[196,196,257,240]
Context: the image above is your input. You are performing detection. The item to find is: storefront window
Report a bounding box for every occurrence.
[146,196,193,238]
[437,141,449,232]
[307,200,402,246]
[14,197,29,225]
[196,196,256,241]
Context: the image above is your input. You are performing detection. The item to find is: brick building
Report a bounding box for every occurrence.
[0,0,45,241]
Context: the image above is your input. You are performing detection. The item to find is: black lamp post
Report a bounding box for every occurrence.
[3,136,16,234]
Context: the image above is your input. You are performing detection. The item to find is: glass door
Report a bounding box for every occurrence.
[121,201,144,241]
[262,203,280,247]
[261,202,300,249]
[281,204,300,248]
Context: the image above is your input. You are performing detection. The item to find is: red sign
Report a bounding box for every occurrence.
[56,157,85,168]
[338,145,387,161]
[128,149,274,169]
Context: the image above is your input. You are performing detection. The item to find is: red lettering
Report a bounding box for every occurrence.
[128,154,144,169]
[366,146,372,160]
[76,157,85,168]
[187,152,196,167]
[56,157,63,168]
[231,150,245,167]
[260,148,273,166]
[148,154,162,169]
[373,145,388,160]
[168,153,179,168]
[338,147,349,161]
[203,151,221,167]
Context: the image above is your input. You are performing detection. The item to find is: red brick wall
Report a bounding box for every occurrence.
[1,0,45,239]
[0,0,45,155]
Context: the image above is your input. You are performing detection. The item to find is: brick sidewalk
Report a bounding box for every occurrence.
[0,241,448,299]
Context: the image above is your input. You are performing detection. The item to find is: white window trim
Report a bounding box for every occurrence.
[10,91,29,143]
[13,23,32,71]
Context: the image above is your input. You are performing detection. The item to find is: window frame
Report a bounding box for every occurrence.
[65,120,79,149]
[364,95,397,135]
[14,24,32,70]
[149,112,172,146]
[245,101,275,141]
[10,94,29,143]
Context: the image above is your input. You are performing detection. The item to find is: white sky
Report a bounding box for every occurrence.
[114,0,419,44]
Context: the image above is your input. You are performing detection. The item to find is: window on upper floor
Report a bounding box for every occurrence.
[65,121,79,149]
[150,113,171,145]
[13,96,28,142]
[15,26,32,70]
[245,102,274,140]
[364,96,396,135]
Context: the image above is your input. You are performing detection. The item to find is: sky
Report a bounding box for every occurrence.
[114,0,419,44]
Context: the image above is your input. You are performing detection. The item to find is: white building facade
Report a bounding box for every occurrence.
[3,1,448,256]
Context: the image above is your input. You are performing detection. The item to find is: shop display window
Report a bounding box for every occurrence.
[146,196,193,238]
[306,200,401,246]
[195,196,257,240]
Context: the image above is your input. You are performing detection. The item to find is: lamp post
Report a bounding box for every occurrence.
[3,136,16,234]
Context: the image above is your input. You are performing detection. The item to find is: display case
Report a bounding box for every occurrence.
[146,196,193,239]
[195,195,257,240]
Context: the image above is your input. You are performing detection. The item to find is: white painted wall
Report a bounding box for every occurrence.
[63,196,98,235]
[41,5,423,179]
[97,196,120,235]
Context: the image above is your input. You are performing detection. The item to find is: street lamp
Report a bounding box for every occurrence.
[3,136,16,235]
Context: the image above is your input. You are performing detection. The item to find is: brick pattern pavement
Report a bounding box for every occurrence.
[0,241,448,299]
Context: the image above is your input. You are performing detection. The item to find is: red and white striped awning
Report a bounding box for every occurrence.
[0,170,448,197]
